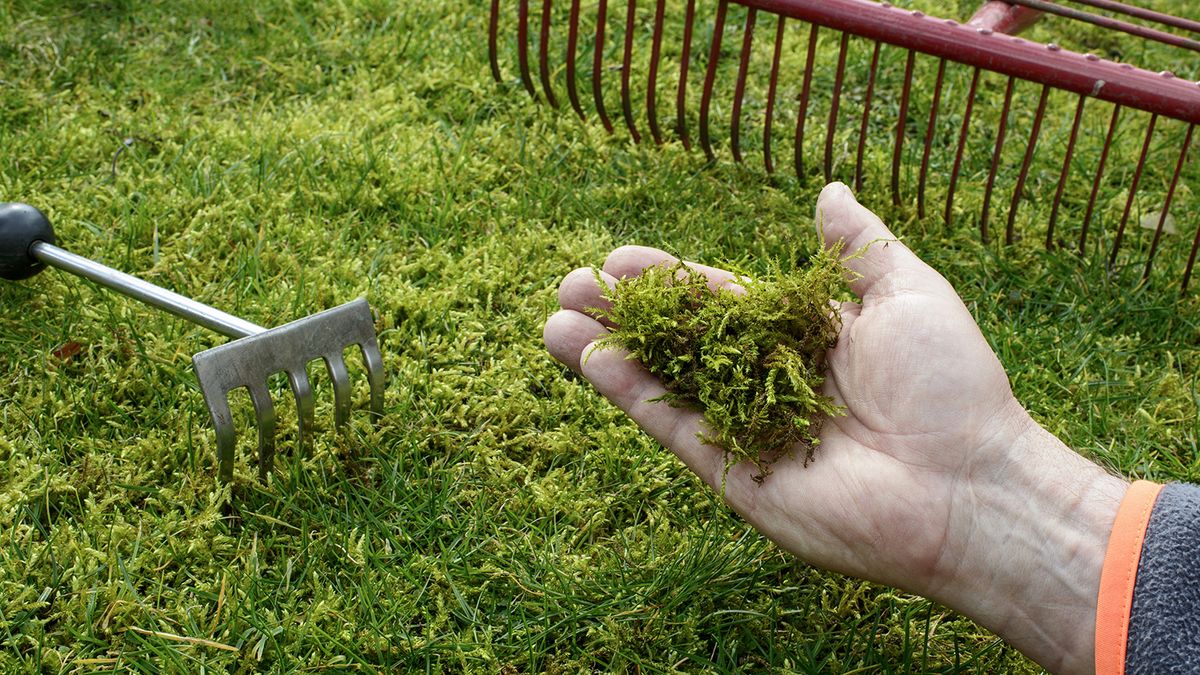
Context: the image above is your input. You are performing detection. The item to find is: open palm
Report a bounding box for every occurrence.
[544,183,1126,674]
[546,182,1030,596]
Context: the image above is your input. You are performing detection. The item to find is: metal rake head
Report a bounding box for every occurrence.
[193,299,385,482]
[490,0,1200,291]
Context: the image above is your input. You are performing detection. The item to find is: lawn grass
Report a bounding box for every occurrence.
[1,0,1198,672]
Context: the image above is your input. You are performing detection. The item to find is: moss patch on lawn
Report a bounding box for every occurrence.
[1,0,1197,672]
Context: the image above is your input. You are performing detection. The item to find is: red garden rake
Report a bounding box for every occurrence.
[1,203,385,482]
[489,0,1200,290]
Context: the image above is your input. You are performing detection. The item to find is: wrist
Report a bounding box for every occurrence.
[932,410,1128,674]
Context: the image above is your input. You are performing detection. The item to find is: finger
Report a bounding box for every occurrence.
[603,245,746,294]
[580,341,727,491]
[559,267,618,326]
[815,182,941,300]
[544,310,608,373]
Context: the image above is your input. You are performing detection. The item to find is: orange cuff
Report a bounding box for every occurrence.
[1095,480,1163,675]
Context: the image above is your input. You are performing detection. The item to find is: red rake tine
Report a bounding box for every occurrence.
[793,23,819,182]
[824,31,850,184]
[593,0,615,133]
[762,16,785,173]
[854,40,881,194]
[698,0,729,162]
[566,0,586,119]
[517,0,538,99]
[1080,105,1121,255]
[538,0,560,108]
[489,0,503,82]
[917,58,946,220]
[731,7,758,164]
[620,0,641,142]
[646,0,667,144]
[945,67,981,230]
[1109,114,1158,269]
[1046,95,1086,250]
[979,76,1016,244]
[1006,84,1049,246]
[1143,124,1193,281]
[676,0,697,149]
[891,50,915,207]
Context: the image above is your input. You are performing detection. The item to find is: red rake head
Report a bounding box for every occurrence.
[490,0,1200,292]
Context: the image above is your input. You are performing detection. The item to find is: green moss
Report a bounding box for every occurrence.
[597,247,847,478]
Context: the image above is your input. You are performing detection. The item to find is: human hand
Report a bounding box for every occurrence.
[544,182,1128,674]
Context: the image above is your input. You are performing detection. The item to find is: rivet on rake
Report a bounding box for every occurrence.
[911,10,923,18]
[1085,53,1100,61]
[1161,70,1176,78]
[1047,43,1061,51]
[978,27,992,35]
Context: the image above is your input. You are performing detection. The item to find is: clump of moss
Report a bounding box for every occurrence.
[596,247,847,479]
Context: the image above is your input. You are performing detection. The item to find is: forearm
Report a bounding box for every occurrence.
[930,415,1128,674]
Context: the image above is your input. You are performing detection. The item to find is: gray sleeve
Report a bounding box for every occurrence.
[1126,483,1200,674]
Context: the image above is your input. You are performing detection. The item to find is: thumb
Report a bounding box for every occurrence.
[815,182,940,300]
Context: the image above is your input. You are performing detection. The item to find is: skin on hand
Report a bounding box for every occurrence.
[544,182,1130,675]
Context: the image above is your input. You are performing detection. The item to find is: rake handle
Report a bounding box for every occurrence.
[2,202,264,340]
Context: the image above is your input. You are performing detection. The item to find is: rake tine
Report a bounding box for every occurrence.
[1080,104,1121,255]
[980,76,1016,243]
[362,341,386,416]
[1006,84,1049,245]
[1071,0,1200,33]
[824,31,850,184]
[620,0,641,142]
[489,0,503,82]
[1143,123,1193,280]
[1047,95,1087,249]
[592,0,614,132]
[854,40,882,193]
[211,395,237,483]
[945,67,981,229]
[566,0,585,119]
[325,352,353,428]
[1184,213,1200,293]
[517,0,538,99]
[892,50,915,206]
[762,16,785,173]
[1110,113,1158,268]
[731,8,757,164]
[918,58,946,219]
[247,382,277,481]
[699,0,729,161]
[646,0,666,144]
[1005,0,1200,54]
[676,0,696,149]
[794,23,819,181]
[538,0,560,108]
[289,367,317,453]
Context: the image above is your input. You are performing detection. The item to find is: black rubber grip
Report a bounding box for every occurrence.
[0,203,56,281]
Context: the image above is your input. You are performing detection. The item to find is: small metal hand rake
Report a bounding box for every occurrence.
[1,203,385,481]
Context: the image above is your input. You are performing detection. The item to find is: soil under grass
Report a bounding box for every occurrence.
[1,0,1198,672]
